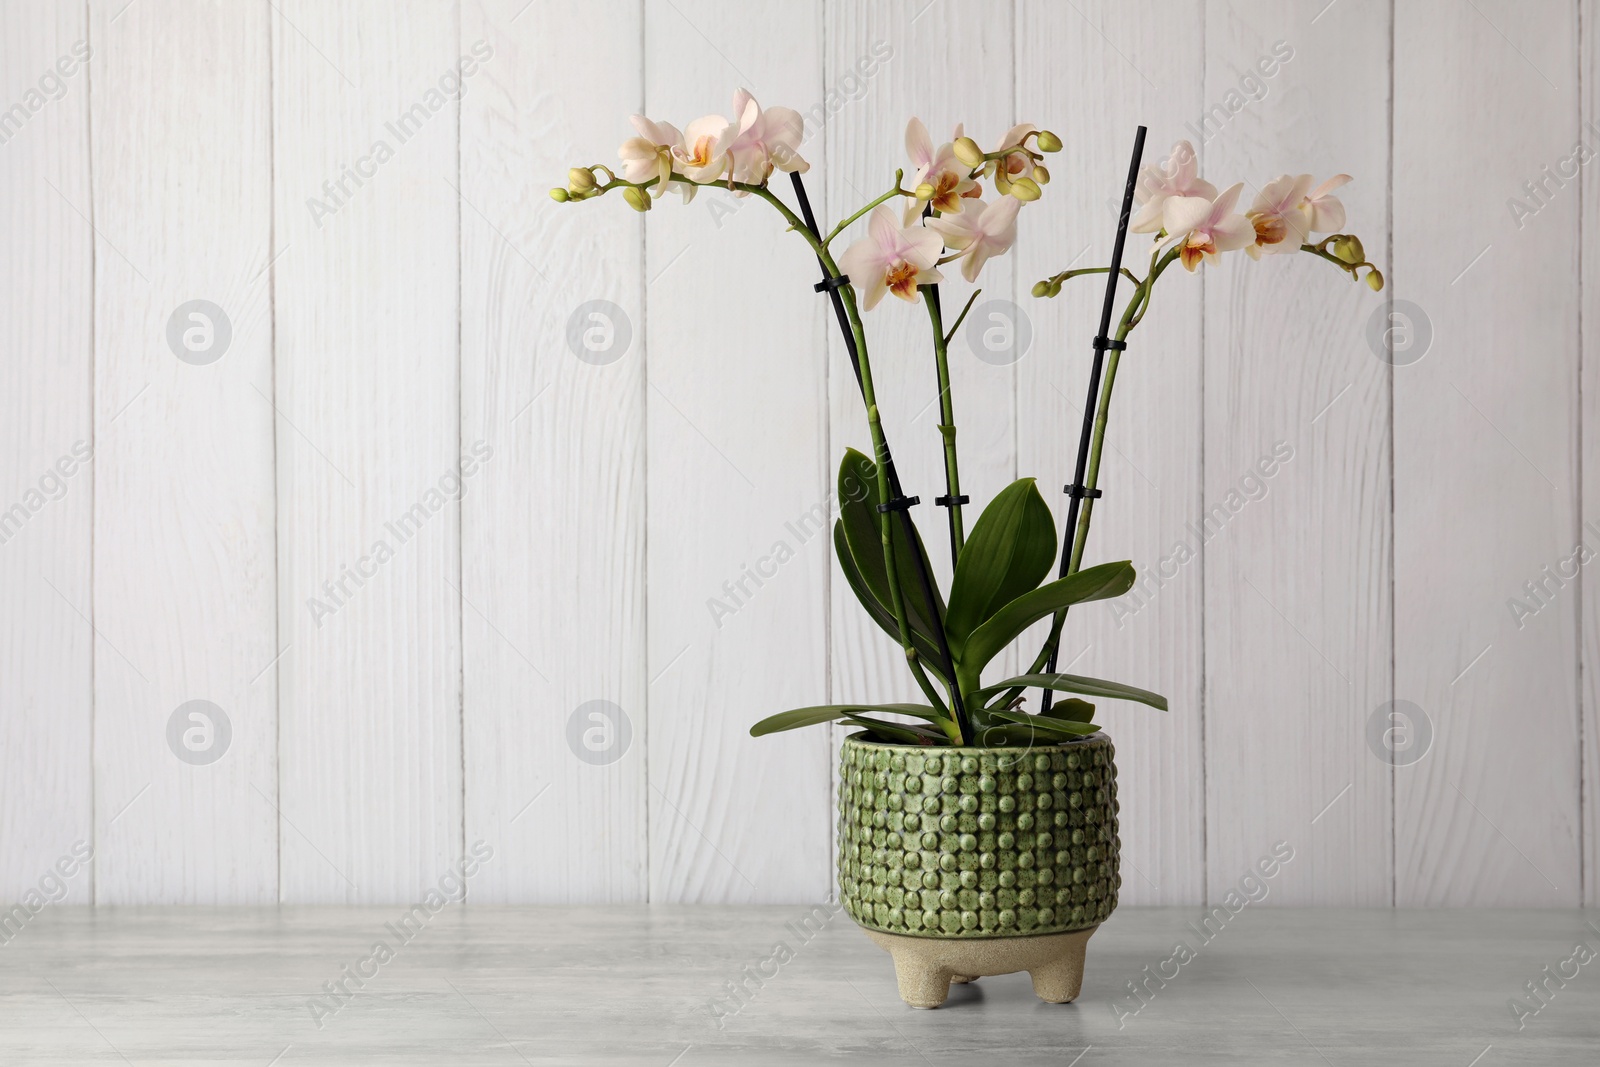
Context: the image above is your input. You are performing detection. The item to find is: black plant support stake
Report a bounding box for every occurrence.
[1040,125,1146,716]
[788,171,972,744]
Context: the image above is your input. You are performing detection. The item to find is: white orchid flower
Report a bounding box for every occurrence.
[675,113,732,185]
[838,206,944,310]
[1159,182,1255,271]
[723,89,809,186]
[618,115,686,199]
[1299,174,1352,233]
[927,196,1022,282]
[1131,140,1216,234]
[905,118,980,215]
[1244,174,1314,259]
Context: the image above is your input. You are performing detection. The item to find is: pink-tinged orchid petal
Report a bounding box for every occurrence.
[617,115,681,199]
[903,118,977,214]
[677,114,732,183]
[1299,174,1351,233]
[990,123,1038,179]
[927,197,1021,282]
[839,206,944,310]
[762,106,809,173]
[1160,183,1252,271]
[906,117,936,180]
[620,115,694,200]
[721,90,810,186]
[1131,140,1217,233]
[1244,173,1314,258]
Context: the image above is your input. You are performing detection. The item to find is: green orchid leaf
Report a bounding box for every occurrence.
[972,670,1166,711]
[833,521,948,681]
[944,478,1055,656]
[749,702,945,737]
[957,560,1138,683]
[1044,697,1096,723]
[983,706,1102,738]
[837,448,947,655]
[841,714,944,745]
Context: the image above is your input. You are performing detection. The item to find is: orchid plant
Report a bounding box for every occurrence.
[554,100,1381,749]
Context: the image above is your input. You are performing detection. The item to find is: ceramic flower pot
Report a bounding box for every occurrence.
[837,731,1120,1007]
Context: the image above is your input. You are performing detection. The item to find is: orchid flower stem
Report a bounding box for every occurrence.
[922,286,966,563]
[1300,241,1379,278]
[820,174,914,249]
[943,288,982,347]
[1043,265,1143,289]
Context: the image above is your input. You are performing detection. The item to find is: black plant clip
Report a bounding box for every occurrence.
[934,494,969,508]
[813,275,852,293]
[1063,484,1102,500]
[1093,336,1127,352]
[876,495,920,514]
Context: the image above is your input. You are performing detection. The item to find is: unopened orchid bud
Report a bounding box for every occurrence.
[1047,280,1062,297]
[1036,130,1062,153]
[953,136,985,168]
[568,167,597,194]
[1032,165,1051,185]
[1031,280,1050,298]
[1365,268,1384,292]
[622,186,651,212]
[994,170,1012,195]
[1334,234,1365,264]
[915,182,937,201]
[550,187,570,203]
[1009,176,1041,202]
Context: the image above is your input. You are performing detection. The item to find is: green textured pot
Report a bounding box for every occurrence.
[837,731,1120,1007]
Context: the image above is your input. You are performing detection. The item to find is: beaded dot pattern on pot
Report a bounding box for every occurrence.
[838,733,1120,939]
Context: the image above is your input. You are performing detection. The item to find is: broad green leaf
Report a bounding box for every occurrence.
[841,714,944,744]
[833,522,948,681]
[967,720,1101,747]
[836,449,947,656]
[944,478,1055,655]
[972,670,1166,711]
[750,702,945,737]
[983,706,1102,737]
[1044,697,1096,723]
[957,560,1137,685]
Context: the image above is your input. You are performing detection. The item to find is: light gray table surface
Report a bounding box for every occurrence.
[0,905,1596,1064]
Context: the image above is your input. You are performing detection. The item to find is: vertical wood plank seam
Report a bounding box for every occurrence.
[1574,0,1587,907]
[455,0,468,895]
[267,0,285,903]
[1197,0,1209,909]
[640,0,653,904]
[1385,0,1397,909]
[84,0,100,907]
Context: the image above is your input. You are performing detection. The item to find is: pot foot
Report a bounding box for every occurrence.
[890,954,953,1009]
[860,924,1097,1008]
[1028,955,1086,1004]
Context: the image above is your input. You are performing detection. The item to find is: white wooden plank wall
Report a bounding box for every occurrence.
[0,0,94,903]
[91,0,279,902]
[1395,0,1581,906]
[0,0,1593,907]
[1202,0,1393,905]
[460,0,649,902]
